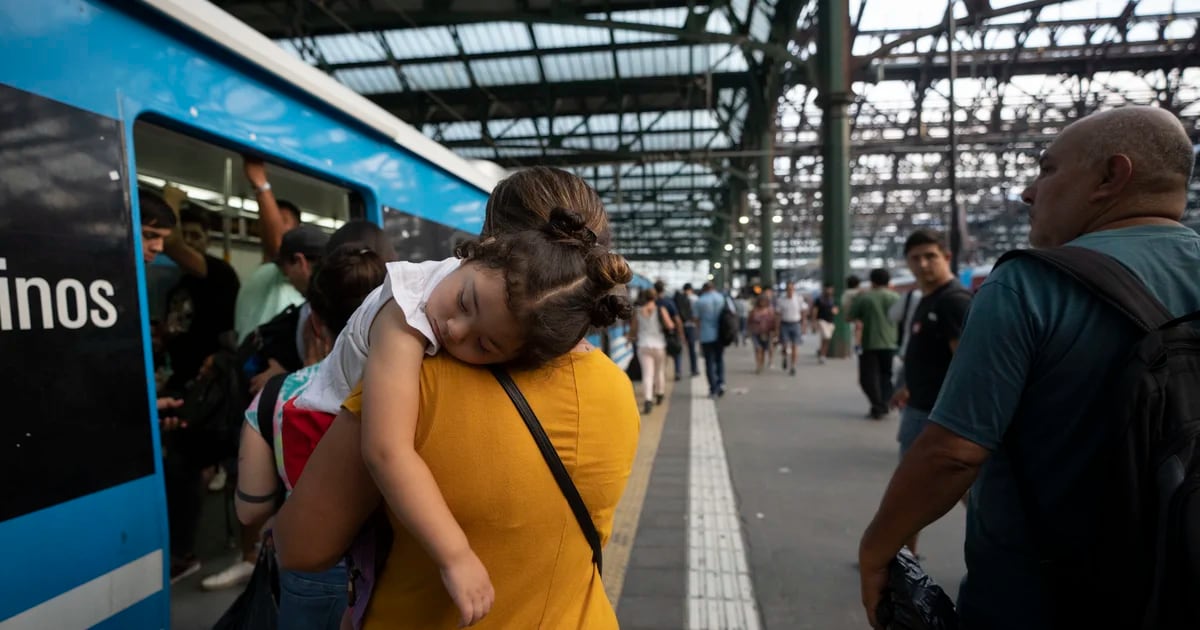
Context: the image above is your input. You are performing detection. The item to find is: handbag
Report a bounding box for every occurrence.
[212,373,287,630]
[489,367,603,574]
[659,306,682,358]
[211,538,281,630]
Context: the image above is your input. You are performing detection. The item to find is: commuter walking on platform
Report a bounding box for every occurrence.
[848,269,899,420]
[747,295,777,374]
[654,280,686,381]
[887,229,971,557]
[674,283,700,377]
[861,106,1200,630]
[777,281,807,375]
[695,282,729,398]
[810,283,838,364]
[629,287,675,413]
[843,275,864,354]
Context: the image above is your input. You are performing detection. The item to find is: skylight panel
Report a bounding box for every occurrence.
[455,22,534,54]
[730,0,751,25]
[750,7,772,41]
[616,46,692,78]
[469,56,542,86]
[314,33,385,64]
[707,10,733,34]
[403,61,472,90]
[531,23,611,47]
[542,52,616,81]
[602,7,689,28]
[437,122,482,142]
[334,67,402,94]
[382,27,459,59]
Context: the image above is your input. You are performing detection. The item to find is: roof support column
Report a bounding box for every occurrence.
[818,0,853,357]
[758,122,776,288]
[734,180,749,277]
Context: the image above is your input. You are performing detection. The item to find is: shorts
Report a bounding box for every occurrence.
[780,321,803,344]
[817,320,835,340]
[752,333,772,350]
[898,406,932,457]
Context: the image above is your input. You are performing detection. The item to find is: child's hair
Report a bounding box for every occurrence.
[306,245,388,336]
[483,167,612,247]
[456,208,633,368]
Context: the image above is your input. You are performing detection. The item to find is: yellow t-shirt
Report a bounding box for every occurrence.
[343,349,639,629]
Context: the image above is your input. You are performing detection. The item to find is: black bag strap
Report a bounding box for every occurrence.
[996,247,1174,332]
[489,366,603,574]
[258,373,288,456]
[896,290,916,348]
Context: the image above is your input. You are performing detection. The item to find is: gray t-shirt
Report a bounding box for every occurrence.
[930,225,1200,628]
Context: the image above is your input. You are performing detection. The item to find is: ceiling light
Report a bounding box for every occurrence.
[713,262,723,269]
[739,216,750,224]
[724,243,734,251]
[772,215,783,223]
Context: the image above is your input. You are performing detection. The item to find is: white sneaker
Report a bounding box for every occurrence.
[207,466,227,492]
[200,559,255,591]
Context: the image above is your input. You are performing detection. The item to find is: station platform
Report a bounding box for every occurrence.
[172,340,965,629]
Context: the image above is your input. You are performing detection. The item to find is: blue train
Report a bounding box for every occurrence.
[0,1,637,626]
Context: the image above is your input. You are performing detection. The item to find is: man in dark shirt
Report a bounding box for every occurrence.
[674,283,700,377]
[888,229,971,555]
[655,281,685,381]
[809,283,838,364]
[163,205,241,392]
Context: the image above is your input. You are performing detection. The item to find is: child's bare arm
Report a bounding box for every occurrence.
[360,300,492,626]
[361,300,468,564]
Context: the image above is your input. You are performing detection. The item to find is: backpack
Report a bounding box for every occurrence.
[673,291,693,322]
[235,303,305,383]
[997,247,1200,630]
[174,350,249,464]
[718,295,739,347]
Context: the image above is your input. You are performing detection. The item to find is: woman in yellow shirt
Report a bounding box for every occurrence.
[276,342,638,628]
[273,166,640,628]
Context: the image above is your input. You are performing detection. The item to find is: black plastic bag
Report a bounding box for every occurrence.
[875,547,958,630]
[212,539,280,630]
[625,351,642,382]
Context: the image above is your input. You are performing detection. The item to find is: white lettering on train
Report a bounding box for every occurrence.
[0,257,119,331]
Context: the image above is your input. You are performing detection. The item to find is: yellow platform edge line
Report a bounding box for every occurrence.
[603,374,678,608]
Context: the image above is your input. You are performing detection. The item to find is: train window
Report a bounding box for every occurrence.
[132,120,362,315]
[383,205,475,262]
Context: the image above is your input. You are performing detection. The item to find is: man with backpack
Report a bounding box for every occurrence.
[859,106,1200,629]
[695,282,738,398]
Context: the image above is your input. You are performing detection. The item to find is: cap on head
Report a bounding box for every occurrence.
[277,225,329,265]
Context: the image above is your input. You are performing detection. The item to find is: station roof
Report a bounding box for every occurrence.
[219,0,1200,270]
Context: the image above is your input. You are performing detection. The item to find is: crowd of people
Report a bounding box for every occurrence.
[138,104,1198,630]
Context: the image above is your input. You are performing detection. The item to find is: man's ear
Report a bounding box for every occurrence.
[1089,153,1133,203]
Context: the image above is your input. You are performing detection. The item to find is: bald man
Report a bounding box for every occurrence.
[858,107,1200,629]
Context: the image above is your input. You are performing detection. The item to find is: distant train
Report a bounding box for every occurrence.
[889,264,994,295]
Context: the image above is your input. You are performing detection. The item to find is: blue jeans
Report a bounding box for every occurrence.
[701,341,725,396]
[279,563,348,630]
[897,406,932,457]
[684,325,699,374]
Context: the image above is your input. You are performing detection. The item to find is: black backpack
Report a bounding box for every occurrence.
[673,291,693,322]
[234,303,305,382]
[997,247,1200,630]
[718,295,739,347]
[174,350,248,464]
